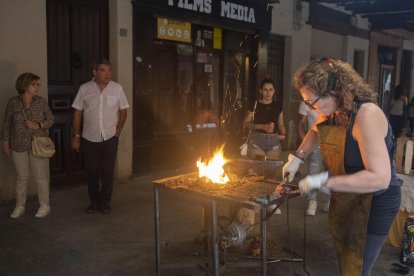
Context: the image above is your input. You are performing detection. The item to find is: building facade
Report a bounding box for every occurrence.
[132,0,274,174]
[1,0,414,200]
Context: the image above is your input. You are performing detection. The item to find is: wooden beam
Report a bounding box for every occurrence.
[370,31,404,48]
[370,20,414,32]
[344,1,414,14]
[382,29,414,40]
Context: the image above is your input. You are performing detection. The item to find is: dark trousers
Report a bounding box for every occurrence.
[82,136,119,203]
[389,114,404,138]
[409,118,414,136]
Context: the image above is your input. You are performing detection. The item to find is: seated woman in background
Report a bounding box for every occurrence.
[243,78,285,160]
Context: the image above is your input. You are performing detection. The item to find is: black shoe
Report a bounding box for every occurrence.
[85,201,98,214]
[99,201,111,214]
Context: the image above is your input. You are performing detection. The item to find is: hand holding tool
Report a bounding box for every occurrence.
[299,171,330,195]
[273,176,288,199]
[282,154,304,182]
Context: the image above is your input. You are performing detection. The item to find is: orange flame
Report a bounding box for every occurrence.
[197,146,229,184]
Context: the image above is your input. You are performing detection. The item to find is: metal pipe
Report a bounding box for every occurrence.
[261,207,267,276]
[211,200,219,276]
[154,187,160,276]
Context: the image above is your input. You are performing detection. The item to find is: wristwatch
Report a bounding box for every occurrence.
[295,149,306,160]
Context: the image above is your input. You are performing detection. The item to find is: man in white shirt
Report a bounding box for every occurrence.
[71,59,129,214]
[298,101,329,216]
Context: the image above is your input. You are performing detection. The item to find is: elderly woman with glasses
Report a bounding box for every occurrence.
[283,58,401,275]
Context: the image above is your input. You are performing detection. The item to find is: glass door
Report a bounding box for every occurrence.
[222,51,249,154]
[379,64,394,113]
[193,51,220,130]
[153,43,193,136]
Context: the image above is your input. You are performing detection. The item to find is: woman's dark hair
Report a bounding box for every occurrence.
[393,85,404,100]
[15,72,40,94]
[260,77,275,90]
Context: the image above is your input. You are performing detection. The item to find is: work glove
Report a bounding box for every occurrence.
[299,171,330,196]
[282,154,304,182]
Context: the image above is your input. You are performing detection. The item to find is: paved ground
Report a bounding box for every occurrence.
[0,167,410,276]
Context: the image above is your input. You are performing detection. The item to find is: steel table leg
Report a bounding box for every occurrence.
[261,207,267,276]
[154,187,160,276]
[211,200,219,276]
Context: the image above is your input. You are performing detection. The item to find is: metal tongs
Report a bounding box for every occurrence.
[273,176,290,199]
[277,176,288,189]
[249,177,289,205]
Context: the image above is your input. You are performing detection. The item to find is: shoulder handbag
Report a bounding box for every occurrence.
[240,101,257,156]
[20,101,55,158]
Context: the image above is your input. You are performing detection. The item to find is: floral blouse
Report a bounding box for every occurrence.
[1,95,54,152]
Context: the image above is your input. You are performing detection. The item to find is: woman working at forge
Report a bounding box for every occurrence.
[243,78,286,160]
[283,58,401,276]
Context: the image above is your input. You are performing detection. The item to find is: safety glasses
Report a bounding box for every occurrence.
[303,97,320,110]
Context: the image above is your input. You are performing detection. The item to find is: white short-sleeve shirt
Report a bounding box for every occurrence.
[72,80,129,142]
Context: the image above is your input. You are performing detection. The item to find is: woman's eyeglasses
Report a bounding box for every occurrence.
[303,97,320,110]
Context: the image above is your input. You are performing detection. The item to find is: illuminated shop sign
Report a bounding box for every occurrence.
[135,0,271,32]
[157,18,192,43]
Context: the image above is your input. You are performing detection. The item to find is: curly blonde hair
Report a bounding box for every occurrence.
[293,58,377,113]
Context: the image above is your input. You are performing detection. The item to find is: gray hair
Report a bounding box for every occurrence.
[93,58,111,70]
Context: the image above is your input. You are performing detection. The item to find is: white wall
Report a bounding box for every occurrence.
[270,0,312,149]
[403,40,414,51]
[311,29,344,60]
[312,30,369,81]
[344,36,369,80]
[270,1,371,149]
[0,0,48,199]
[109,0,133,181]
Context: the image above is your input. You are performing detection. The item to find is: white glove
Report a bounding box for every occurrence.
[299,171,330,195]
[282,154,304,182]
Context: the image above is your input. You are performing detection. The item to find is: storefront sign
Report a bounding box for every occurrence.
[157,17,191,43]
[135,0,271,32]
[167,0,256,23]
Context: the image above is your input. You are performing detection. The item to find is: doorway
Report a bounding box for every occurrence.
[46,0,109,185]
[379,64,393,112]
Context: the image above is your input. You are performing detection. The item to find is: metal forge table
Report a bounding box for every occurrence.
[153,172,299,276]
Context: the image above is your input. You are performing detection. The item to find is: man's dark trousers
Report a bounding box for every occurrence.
[82,136,119,203]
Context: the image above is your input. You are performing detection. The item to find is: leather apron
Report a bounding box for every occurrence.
[317,120,372,276]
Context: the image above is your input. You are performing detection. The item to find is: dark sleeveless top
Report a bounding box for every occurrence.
[249,101,282,134]
[344,101,402,196]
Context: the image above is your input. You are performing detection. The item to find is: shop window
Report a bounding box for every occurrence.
[380,65,393,112]
[353,50,365,78]
[153,43,194,136]
[267,34,285,102]
[194,51,220,129]
[222,51,248,136]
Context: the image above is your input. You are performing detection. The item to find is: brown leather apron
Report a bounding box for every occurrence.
[317,120,372,276]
